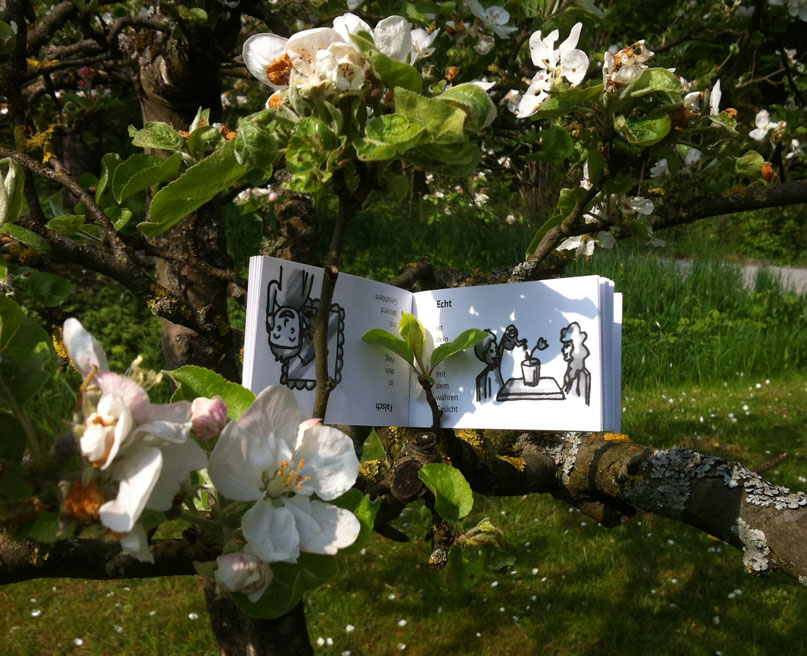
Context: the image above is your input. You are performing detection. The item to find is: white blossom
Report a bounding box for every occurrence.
[517,22,589,118]
[650,159,668,177]
[749,109,785,141]
[620,196,655,215]
[63,319,207,561]
[709,79,722,115]
[466,0,518,39]
[208,386,360,564]
[411,28,439,61]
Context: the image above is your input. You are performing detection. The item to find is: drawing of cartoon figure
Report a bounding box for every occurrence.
[266,266,344,391]
[473,329,504,402]
[560,322,591,405]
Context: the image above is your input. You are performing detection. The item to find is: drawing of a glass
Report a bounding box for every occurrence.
[521,358,541,386]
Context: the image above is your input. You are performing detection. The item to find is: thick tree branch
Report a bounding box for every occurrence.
[0,534,208,584]
[651,179,807,231]
[25,1,77,54]
[360,429,807,582]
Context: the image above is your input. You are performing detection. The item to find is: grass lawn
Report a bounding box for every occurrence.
[3,376,806,655]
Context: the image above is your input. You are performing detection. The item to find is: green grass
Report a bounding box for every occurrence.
[3,377,806,655]
[566,248,807,387]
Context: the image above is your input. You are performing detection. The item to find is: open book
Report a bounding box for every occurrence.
[243,256,622,432]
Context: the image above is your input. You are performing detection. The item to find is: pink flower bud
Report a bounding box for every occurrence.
[215,551,272,602]
[191,396,227,441]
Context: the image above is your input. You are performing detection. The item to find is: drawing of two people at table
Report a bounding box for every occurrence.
[473,322,591,405]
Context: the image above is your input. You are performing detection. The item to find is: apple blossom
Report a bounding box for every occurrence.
[517,22,589,118]
[411,28,439,61]
[749,109,785,142]
[650,159,669,177]
[620,196,655,215]
[63,319,208,560]
[466,0,518,39]
[208,386,360,564]
[529,22,589,87]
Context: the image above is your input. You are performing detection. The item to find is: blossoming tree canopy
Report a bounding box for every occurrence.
[3,0,807,650]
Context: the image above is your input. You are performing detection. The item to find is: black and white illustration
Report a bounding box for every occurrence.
[472,321,589,405]
[265,266,345,391]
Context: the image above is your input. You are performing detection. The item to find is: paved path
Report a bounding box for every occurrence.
[669,260,807,295]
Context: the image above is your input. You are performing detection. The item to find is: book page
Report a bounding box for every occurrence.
[409,276,609,431]
[243,256,413,425]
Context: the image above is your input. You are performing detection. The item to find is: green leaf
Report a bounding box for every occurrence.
[0,315,56,405]
[524,186,590,258]
[178,6,207,21]
[168,365,255,420]
[0,411,26,459]
[0,292,23,349]
[526,126,575,166]
[394,87,467,144]
[95,152,122,205]
[430,328,488,371]
[436,83,497,131]
[46,214,86,236]
[112,152,183,203]
[27,511,63,542]
[404,141,481,177]
[418,463,473,523]
[286,118,341,172]
[621,67,682,99]
[615,114,671,147]
[525,213,562,258]
[362,329,415,367]
[399,311,426,368]
[1,223,51,253]
[354,114,425,162]
[188,125,221,162]
[0,19,16,56]
[587,149,606,184]
[234,111,280,169]
[16,270,74,306]
[534,84,603,118]
[189,107,211,133]
[602,173,635,196]
[233,553,337,619]
[448,545,484,589]
[129,122,185,151]
[350,32,422,93]
[0,463,33,500]
[734,150,766,178]
[140,138,251,236]
[105,206,133,231]
[331,489,380,555]
[708,111,738,135]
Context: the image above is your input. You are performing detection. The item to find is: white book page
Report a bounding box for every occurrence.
[409,276,606,431]
[610,292,623,433]
[242,256,413,425]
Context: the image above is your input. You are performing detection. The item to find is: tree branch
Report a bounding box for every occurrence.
[0,534,209,584]
[651,179,807,231]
